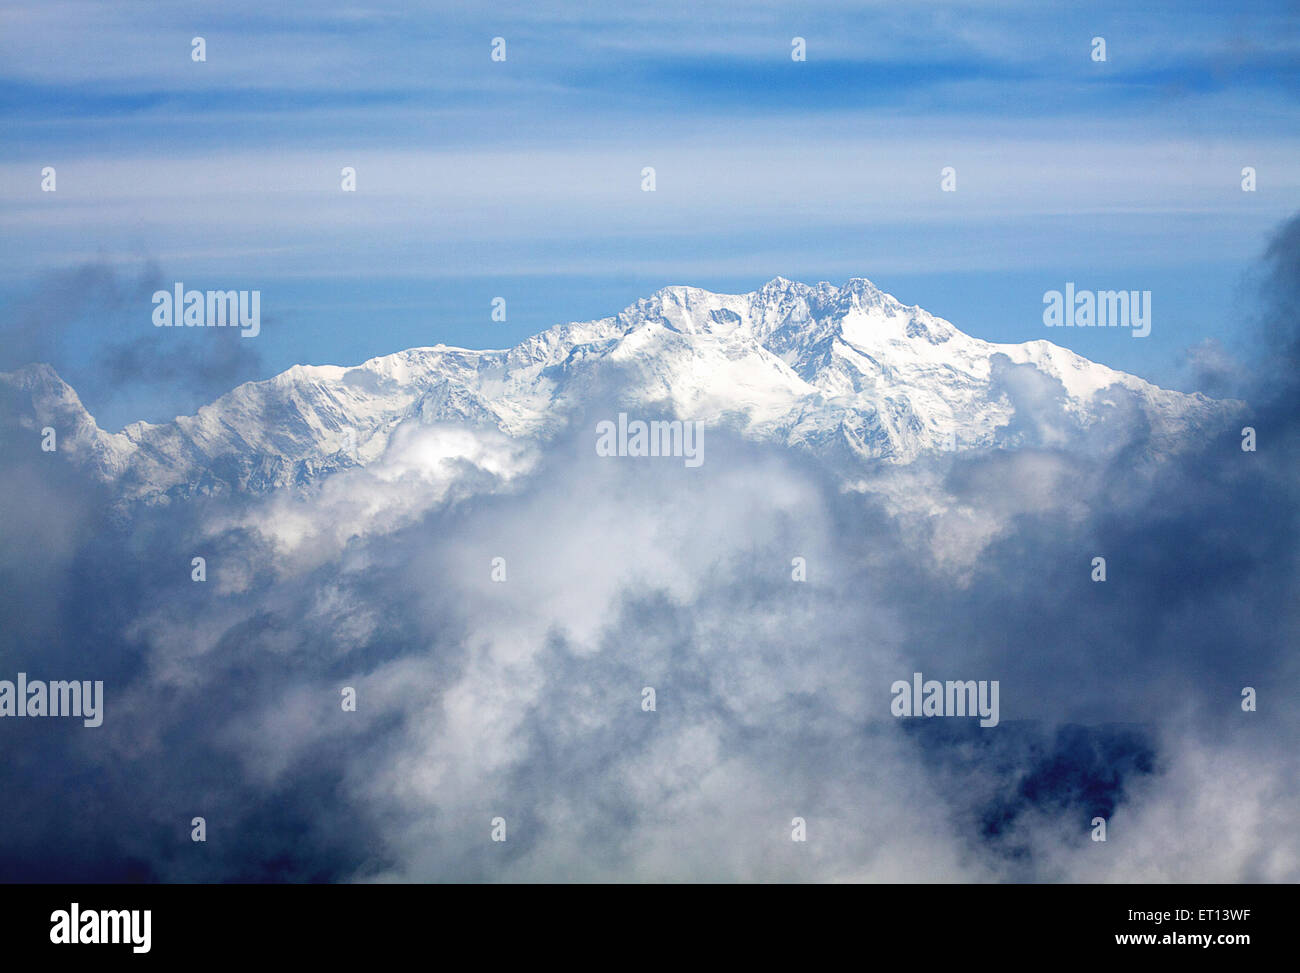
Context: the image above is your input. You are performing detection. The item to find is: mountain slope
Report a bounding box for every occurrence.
[0,277,1236,503]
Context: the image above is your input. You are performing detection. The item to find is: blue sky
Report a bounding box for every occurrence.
[2,0,1298,429]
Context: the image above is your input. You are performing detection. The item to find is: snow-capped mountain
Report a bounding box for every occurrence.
[1,277,1236,503]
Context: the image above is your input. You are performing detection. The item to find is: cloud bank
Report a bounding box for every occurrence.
[0,216,1297,883]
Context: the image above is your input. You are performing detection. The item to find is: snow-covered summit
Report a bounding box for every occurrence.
[1,277,1235,502]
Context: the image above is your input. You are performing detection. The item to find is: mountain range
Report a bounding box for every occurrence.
[0,277,1236,504]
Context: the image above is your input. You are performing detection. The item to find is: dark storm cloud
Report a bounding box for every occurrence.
[0,262,154,370]
[1180,338,1247,399]
[0,262,264,428]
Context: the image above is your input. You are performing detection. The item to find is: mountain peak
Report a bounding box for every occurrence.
[843,276,882,292]
[759,275,807,294]
[0,278,1241,504]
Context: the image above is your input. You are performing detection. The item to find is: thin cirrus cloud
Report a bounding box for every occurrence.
[2,132,1295,281]
[4,1,1297,283]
